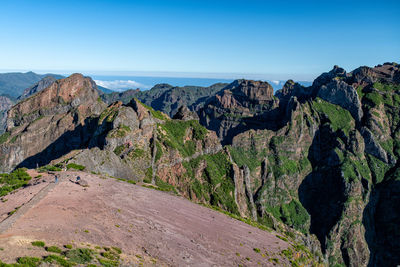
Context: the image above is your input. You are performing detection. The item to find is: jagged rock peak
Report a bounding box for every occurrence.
[172,105,199,121]
[312,65,347,89]
[275,80,312,109]
[333,65,346,74]
[150,83,174,91]
[126,98,166,121]
[284,79,296,86]
[7,73,101,130]
[351,62,400,85]
[278,79,295,94]
[317,79,363,123]
[279,79,301,96]
[226,79,274,102]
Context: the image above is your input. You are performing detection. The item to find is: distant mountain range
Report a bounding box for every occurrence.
[93,75,312,92]
[0,72,64,99]
[0,71,310,123]
[101,83,228,117]
[0,71,115,100]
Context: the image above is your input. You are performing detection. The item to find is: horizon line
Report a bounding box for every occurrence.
[0,68,317,82]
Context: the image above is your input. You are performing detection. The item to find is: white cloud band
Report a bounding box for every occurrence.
[94,80,149,91]
[270,80,281,85]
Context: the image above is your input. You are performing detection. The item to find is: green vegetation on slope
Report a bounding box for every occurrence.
[267,199,309,234]
[66,163,85,171]
[137,99,167,120]
[158,120,207,157]
[99,105,119,124]
[0,242,127,267]
[182,151,239,214]
[366,154,390,184]
[364,91,383,107]
[108,124,131,138]
[31,241,45,247]
[361,82,400,109]
[311,98,354,135]
[0,132,10,144]
[0,168,31,197]
[342,157,370,183]
[154,176,177,193]
[113,145,125,156]
[269,155,308,178]
[37,165,62,172]
[65,248,93,264]
[228,146,262,172]
[46,246,62,253]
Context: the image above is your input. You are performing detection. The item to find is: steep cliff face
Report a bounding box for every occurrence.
[0,96,13,111]
[67,99,160,180]
[205,63,400,266]
[0,74,105,171]
[172,105,199,121]
[275,79,311,107]
[70,101,236,215]
[199,79,279,144]
[0,96,13,133]
[6,73,102,130]
[365,176,400,266]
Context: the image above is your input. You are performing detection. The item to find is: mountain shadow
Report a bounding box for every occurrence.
[363,177,400,267]
[298,125,347,253]
[200,106,289,146]
[16,116,110,169]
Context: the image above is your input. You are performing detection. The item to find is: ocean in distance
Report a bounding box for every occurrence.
[91,75,312,92]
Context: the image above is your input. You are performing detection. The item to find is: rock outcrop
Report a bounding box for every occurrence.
[307,65,364,123]
[0,96,13,133]
[172,105,199,121]
[0,74,105,171]
[0,96,13,111]
[6,73,102,130]
[317,79,363,123]
[17,76,58,100]
[275,79,311,104]
[360,127,393,164]
[199,79,279,144]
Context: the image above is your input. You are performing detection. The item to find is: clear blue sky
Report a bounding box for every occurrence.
[0,0,399,80]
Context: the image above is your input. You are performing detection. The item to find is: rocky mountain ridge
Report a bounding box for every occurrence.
[0,74,105,172]
[198,79,280,144]
[101,82,228,117]
[221,62,400,266]
[0,62,399,266]
[17,76,58,101]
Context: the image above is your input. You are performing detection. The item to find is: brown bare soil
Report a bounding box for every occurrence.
[0,171,289,266]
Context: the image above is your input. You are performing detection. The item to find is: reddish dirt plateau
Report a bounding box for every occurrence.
[0,170,289,266]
